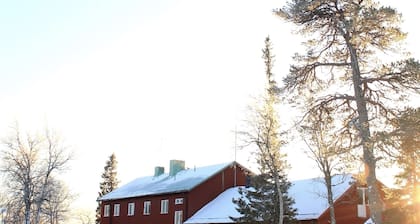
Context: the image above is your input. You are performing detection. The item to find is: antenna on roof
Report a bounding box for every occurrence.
[234,125,237,162]
[234,124,238,186]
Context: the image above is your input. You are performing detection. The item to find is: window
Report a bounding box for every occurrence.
[174,210,183,224]
[128,202,135,216]
[104,204,110,217]
[161,199,169,214]
[357,187,368,218]
[175,198,183,205]
[357,187,369,205]
[113,204,120,216]
[143,201,151,215]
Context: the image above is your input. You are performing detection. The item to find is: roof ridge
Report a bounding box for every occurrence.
[99,161,236,201]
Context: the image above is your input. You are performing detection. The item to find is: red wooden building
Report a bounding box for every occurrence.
[98,160,249,224]
[100,161,384,224]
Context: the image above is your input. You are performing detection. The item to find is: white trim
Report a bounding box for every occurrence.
[104,204,110,217]
[113,204,120,216]
[128,202,135,216]
[161,199,169,214]
[174,210,183,224]
[175,198,184,205]
[143,201,151,215]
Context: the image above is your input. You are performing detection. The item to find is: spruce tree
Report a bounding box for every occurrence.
[233,37,296,224]
[383,107,419,224]
[96,153,119,224]
[394,108,419,205]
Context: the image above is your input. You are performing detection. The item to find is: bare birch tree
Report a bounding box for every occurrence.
[300,114,350,224]
[0,123,72,224]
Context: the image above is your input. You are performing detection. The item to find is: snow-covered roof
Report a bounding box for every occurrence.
[100,162,235,201]
[184,174,354,223]
[184,187,244,224]
[289,174,354,220]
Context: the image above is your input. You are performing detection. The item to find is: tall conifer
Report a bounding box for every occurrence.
[383,108,419,224]
[233,37,296,224]
[96,153,119,224]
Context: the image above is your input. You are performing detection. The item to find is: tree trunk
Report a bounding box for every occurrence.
[35,174,51,224]
[348,44,383,224]
[24,179,31,224]
[25,204,31,224]
[273,174,284,224]
[325,173,336,224]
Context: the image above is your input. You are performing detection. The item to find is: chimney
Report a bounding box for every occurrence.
[154,166,165,177]
[169,160,185,176]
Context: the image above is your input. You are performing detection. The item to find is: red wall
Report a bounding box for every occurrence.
[101,192,187,224]
[309,185,370,224]
[100,162,248,224]
[187,163,247,217]
[295,181,389,224]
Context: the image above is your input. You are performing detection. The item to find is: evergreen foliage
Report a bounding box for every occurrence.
[232,37,296,224]
[233,174,297,224]
[96,153,119,224]
[383,107,419,224]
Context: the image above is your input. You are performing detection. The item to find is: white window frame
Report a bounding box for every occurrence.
[357,187,368,218]
[161,199,169,214]
[175,198,184,205]
[143,201,151,215]
[104,204,110,217]
[128,202,135,216]
[174,210,183,224]
[357,187,369,205]
[113,204,120,217]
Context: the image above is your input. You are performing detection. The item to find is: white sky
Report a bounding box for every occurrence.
[0,0,418,219]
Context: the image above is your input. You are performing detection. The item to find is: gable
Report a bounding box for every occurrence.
[184,186,244,224]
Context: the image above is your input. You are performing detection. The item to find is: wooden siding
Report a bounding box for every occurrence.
[187,163,247,217]
[101,192,188,224]
[299,184,372,224]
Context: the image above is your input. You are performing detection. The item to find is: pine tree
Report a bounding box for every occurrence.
[276,1,420,223]
[96,153,119,224]
[233,37,297,224]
